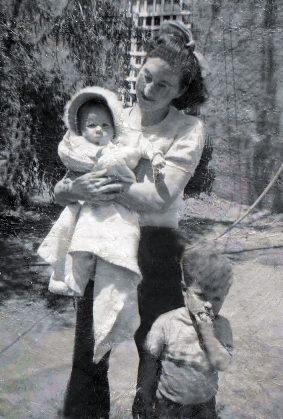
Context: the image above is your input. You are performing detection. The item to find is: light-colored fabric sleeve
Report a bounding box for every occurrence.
[165,119,205,175]
[58,130,100,173]
[100,142,141,170]
[144,315,167,358]
[213,315,233,357]
[96,143,138,183]
[139,136,165,162]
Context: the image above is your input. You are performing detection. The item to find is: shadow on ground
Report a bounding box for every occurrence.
[0,202,231,307]
[0,199,282,418]
[0,204,72,312]
[180,216,229,242]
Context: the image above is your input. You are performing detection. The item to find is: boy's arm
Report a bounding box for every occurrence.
[196,315,233,372]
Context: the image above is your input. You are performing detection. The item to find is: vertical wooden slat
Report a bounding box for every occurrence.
[144,0,148,13]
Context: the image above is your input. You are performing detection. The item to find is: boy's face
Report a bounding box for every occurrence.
[81,103,114,146]
[184,282,229,317]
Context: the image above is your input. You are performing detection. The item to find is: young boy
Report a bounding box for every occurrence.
[38,86,165,361]
[144,249,233,419]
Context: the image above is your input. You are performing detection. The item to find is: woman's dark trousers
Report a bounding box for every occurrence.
[62,280,110,419]
[133,227,186,418]
[62,227,185,419]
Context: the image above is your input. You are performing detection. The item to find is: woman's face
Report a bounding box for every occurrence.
[136,57,182,111]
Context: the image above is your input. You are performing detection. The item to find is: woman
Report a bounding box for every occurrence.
[56,22,208,419]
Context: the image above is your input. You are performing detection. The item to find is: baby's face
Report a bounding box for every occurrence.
[185,282,229,317]
[81,104,114,146]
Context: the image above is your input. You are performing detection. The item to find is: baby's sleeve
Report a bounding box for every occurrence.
[214,316,233,357]
[138,136,164,162]
[165,119,205,175]
[144,315,167,358]
[58,130,95,173]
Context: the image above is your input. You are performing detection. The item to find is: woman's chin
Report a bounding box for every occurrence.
[137,98,158,111]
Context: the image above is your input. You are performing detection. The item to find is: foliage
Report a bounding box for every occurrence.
[0,0,68,205]
[52,0,133,89]
[0,0,133,205]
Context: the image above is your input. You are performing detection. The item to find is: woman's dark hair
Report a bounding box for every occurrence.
[144,22,208,110]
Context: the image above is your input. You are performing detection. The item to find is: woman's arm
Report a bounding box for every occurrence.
[116,164,191,214]
[54,177,75,207]
[116,118,205,214]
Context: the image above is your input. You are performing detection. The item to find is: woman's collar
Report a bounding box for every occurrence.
[122,104,174,130]
[120,104,140,130]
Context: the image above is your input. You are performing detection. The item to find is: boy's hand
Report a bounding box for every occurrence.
[195,312,215,338]
[194,315,232,372]
[189,298,215,321]
[194,309,215,335]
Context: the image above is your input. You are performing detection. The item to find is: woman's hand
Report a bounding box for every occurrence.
[54,170,123,207]
[71,171,124,204]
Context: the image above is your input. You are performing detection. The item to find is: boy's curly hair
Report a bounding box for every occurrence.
[182,248,233,292]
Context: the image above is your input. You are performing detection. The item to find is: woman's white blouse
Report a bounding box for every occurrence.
[122,106,205,228]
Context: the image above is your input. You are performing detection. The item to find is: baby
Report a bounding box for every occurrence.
[143,249,233,419]
[38,86,165,360]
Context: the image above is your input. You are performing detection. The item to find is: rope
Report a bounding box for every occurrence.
[0,312,50,356]
[216,162,283,239]
[187,162,283,249]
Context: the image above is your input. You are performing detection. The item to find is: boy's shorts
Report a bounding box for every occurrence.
[155,389,217,419]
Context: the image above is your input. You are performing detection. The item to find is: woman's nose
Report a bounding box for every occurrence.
[144,82,155,97]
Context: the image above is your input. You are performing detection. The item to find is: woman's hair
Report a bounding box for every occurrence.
[144,22,208,110]
[182,248,233,292]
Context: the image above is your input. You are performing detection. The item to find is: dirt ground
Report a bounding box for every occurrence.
[0,195,282,419]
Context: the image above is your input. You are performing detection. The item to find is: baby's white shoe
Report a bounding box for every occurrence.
[48,272,76,296]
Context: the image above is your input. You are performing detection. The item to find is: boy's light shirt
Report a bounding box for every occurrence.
[145,307,233,405]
